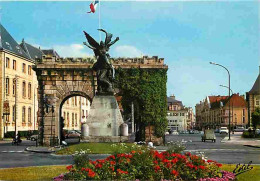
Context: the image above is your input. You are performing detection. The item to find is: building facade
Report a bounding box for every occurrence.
[246,67,260,126]
[167,95,190,131]
[195,94,248,130]
[0,23,88,138]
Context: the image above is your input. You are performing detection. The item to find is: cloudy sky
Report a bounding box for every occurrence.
[1,1,259,109]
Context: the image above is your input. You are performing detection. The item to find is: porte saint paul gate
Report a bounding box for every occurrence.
[34,55,166,146]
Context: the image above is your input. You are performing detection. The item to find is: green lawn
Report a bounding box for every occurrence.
[0,165,67,181]
[0,164,259,180]
[56,142,137,155]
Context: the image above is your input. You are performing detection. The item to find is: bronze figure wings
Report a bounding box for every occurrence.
[83,31,100,49]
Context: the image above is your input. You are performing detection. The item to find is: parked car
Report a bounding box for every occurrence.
[171,130,179,135]
[219,127,229,134]
[65,130,81,138]
[234,127,245,132]
[30,134,38,141]
[189,130,194,134]
[214,129,220,133]
[194,130,200,134]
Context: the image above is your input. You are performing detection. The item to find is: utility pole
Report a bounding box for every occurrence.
[15,75,18,136]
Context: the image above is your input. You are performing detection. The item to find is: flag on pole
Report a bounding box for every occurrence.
[88,0,99,13]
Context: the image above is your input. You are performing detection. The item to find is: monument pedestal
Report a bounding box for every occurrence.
[82,95,127,142]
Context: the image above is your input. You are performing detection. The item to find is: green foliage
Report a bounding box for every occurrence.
[252,108,260,129]
[4,130,38,138]
[114,68,168,139]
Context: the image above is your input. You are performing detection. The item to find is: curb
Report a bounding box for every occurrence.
[243,145,260,148]
[25,147,55,153]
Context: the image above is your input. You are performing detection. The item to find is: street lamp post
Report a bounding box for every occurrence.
[219,85,234,133]
[210,62,231,140]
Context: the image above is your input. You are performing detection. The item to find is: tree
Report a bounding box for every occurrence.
[252,107,260,129]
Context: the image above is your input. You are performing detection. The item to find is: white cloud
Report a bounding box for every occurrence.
[112,45,144,58]
[53,44,92,58]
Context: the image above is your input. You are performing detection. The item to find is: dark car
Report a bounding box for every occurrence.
[64,130,81,139]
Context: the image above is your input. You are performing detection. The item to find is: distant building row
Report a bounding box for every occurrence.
[195,67,260,130]
[167,95,195,131]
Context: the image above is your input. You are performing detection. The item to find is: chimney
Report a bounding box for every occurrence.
[170,94,175,100]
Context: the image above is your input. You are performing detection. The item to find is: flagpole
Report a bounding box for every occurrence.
[99,0,101,42]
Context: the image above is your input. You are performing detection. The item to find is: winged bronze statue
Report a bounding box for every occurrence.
[83,29,119,95]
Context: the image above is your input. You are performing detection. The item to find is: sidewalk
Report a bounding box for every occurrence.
[25,146,62,153]
[221,135,260,148]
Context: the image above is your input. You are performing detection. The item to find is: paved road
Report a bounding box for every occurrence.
[0,133,259,168]
[165,132,260,164]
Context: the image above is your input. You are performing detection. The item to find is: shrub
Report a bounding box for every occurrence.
[54,149,235,181]
[4,130,38,138]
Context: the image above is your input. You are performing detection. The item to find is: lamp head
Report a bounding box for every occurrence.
[209,61,216,65]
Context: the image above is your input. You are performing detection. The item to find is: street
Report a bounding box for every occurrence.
[0,133,259,168]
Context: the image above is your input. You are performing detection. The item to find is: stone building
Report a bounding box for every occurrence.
[195,94,248,130]
[167,95,190,131]
[246,67,260,126]
[0,24,89,138]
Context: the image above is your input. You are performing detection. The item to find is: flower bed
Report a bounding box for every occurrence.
[54,144,235,181]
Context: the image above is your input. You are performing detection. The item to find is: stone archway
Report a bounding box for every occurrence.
[34,56,96,146]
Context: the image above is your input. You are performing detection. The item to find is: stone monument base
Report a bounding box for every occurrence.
[81,136,129,143]
[82,95,128,143]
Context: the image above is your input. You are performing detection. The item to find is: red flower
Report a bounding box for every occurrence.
[117,169,128,174]
[66,165,73,170]
[109,166,115,171]
[95,163,102,168]
[199,165,206,170]
[185,152,191,157]
[207,160,214,163]
[153,160,158,164]
[131,150,136,154]
[171,170,179,176]
[88,169,95,178]
[154,165,161,172]
[171,158,178,164]
[110,161,116,165]
[166,163,172,168]
[216,163,222,167]
[162,159,170,163]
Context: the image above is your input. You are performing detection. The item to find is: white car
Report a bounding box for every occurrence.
[171,130,179,135]
[219,127,229,134]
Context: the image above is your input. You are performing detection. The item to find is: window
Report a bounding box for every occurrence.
[75,97,77,106]
[13,79,16,95]
[82,110,85,117]
[12,106,16,123]
[243,109,245,116]
[67,113,69,125]
[22,106,26,123]
[5,57,10,68]
[28,83,32,99]
[255,96,260,106]
[86,110,88,117]
[28,107,31,123]
[75,113,77,125]
[5,114,10,123]
[5,78,9,95]
[67,99,69,104]
[72,113,74,126]
[22,63,26,73]
[28,65,32,75]
[22,81,26,97]
[13,60,16,70]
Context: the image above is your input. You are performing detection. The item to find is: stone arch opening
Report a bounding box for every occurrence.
[58,91,92,143]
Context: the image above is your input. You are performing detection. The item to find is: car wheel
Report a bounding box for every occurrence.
[31,138,35,141]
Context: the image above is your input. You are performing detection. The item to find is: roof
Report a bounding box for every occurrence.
[167,97,183,107]
[20,39,45,60]
[249,74,260,94]
[42,49,60,58]
[209,94,246,109]
[0,24,30,59]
